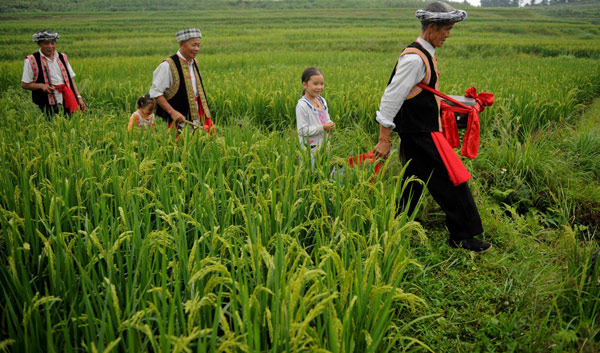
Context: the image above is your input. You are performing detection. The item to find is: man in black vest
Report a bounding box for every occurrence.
[21,30,86,116]
[373,2,492,252]
[150,28,214,134]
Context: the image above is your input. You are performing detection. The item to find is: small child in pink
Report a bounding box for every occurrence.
[128,94,156,131]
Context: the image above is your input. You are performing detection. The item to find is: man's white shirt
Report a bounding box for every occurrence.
[375,37,436,130]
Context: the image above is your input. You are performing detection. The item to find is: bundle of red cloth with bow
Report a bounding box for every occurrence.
[349,86,494,185]
[419,84,495,159]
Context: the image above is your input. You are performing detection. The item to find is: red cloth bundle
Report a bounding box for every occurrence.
[348,151,382,182]
[417,84,494,159]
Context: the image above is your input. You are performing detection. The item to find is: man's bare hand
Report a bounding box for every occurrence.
[78,97,87,112]
[41,84,55,94]
[374,139,391,160]
[170,110,186,124]
[374,124,393,160]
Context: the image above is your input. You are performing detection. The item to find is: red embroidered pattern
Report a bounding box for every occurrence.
[27,55,39,82]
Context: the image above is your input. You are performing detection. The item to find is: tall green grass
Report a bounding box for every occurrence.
[0,111,427,352]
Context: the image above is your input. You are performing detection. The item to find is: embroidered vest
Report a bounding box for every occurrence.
[155,54,212,124]
[389,42,441,133]
[26,52,74,107]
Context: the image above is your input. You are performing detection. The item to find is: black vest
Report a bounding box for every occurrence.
[389,42,439,133]
[155,54,208,123]
[29,52,74,108]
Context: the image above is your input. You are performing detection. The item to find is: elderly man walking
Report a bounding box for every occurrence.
[21,30,86,116]
[373,2,492,252]
[150,28,214,134]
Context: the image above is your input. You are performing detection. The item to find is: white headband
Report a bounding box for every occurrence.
[416,9,467,23]
[33,30,59,42]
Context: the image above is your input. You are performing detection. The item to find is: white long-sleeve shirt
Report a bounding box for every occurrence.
[375,37,436,130]
[296,95,331,149]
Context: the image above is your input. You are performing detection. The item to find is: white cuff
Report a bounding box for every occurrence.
[375,111,396,130]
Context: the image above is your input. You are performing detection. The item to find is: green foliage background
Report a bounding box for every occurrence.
[1,1,599,352]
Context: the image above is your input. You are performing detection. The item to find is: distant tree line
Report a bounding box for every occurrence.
[0,0,429,13]
[0,0,596,12]
[481,0,593,7]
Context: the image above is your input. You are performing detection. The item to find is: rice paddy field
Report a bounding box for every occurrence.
[1,1,600,352]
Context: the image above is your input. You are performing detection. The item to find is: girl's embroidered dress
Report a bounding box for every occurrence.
[128,110,155,130]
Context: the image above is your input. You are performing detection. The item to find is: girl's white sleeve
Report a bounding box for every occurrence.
[296,103,323,138]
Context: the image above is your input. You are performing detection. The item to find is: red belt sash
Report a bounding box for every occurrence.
[430,131,471,186]
[194,96,215,135]
[54,84,79,113]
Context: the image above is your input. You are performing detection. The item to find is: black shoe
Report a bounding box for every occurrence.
[449,237,492,253]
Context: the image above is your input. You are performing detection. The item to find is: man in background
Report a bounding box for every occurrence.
[21,30,86,116]
[150,28,214,134]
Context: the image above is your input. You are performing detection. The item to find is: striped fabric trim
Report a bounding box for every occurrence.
[180,56,200,121]
[164,58,179,100]
[193,62,211,121]
[27,55,39,82]
[400,48,432,99]
[40,56,56,105]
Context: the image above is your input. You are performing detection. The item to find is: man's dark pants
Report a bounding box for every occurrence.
[399,132,483,241]
[39,104,70,117]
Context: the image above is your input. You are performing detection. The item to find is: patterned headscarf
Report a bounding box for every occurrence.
[416,2,467,23]
[33,30,59,42]
[176,28,202,42]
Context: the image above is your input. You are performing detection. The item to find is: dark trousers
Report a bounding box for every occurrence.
[399,132,483,240]
[39,104,70,117]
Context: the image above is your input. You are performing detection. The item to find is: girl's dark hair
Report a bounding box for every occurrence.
[301,66,323,95]
[137,93,155,109]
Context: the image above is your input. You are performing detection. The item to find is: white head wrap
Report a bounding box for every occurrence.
[416,1,467,23]
[33,30,59,42]
[176,28,202,42]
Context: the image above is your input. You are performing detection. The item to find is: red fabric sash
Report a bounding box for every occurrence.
[431,132,471,186]
[194,96,215,135]
[417,84,494,159]
[54,84,79,113]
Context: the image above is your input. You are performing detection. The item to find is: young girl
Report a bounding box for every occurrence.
[128,94,156,131]
[296,67,335,151]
